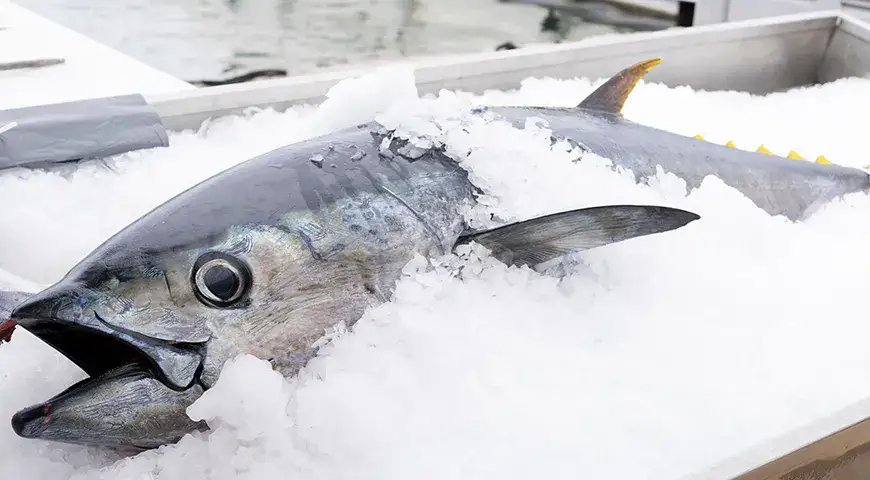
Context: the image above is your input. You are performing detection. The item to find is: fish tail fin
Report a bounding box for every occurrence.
[455,204,699,267]
[577,58,662,116]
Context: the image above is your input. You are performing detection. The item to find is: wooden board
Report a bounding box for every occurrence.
[682,398,870,480]
[736,417,870,480]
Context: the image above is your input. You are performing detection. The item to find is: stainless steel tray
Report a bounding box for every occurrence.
[147,10,870,133]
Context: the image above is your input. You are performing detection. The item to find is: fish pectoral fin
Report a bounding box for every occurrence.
[576,58,661,116]
[455,205,699,267]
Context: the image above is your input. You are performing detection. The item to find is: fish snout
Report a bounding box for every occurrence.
[10,283,204,390]
[10,296,46,321]
[10,284,84,326]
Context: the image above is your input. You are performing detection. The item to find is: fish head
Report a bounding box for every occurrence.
[8,143,390,449]
[9,217,379,448]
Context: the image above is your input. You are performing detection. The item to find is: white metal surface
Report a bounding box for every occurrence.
[0,1,192,110]
[147,10,860,133]
[844,0,870,19]
[681,397,870,479]
[691,0,842,25]
[726,0,841,23]
[819,13,870,82]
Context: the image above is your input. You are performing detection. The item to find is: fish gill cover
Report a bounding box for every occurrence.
[0,65,869,479]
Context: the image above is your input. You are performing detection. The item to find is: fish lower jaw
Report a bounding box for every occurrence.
[12,363,140,414]
[11,363,151,441]
[8,320,195,442]
[10,360,206,450]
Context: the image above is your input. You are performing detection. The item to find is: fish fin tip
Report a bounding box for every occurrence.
[757,144,773,155]
[725,140,737,148]
[455,204,698,267]
[577,58,661,116]
[816,155,831,164]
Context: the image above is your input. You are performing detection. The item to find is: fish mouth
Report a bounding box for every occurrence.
[16,318,159,381]
[8,286,208,447]
[9,285,205,390]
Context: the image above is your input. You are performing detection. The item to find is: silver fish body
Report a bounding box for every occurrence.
[8,58,860,451]
[8,116,700,449]
[489,105,870,221]
[496,57,870,222]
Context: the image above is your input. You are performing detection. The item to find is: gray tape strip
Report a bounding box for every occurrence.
[0,94,169,171]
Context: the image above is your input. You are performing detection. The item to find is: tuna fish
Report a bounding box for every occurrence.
[4,58,864,451]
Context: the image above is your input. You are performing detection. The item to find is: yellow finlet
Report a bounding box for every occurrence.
[690,134,832,165]
[786,150,805,160]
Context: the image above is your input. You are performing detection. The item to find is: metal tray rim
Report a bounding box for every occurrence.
[146,10,853,132]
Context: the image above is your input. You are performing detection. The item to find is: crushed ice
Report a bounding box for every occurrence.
[0,65,869,479]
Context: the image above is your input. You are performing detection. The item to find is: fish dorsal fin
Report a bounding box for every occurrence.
[455,204,699,267]
[577,58,662,116]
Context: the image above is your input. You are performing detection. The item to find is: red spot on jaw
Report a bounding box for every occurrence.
[0,320,15,343]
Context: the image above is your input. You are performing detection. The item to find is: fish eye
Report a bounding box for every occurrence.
[191,253,251,307]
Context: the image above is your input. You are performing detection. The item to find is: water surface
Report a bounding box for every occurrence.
[18,0,622,81]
